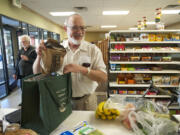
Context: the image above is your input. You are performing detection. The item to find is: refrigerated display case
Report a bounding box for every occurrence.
[0,28,7,98]
[3,29,16,90]
[0,15,20,98]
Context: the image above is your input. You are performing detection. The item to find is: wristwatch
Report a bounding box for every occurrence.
[87,67,91,75]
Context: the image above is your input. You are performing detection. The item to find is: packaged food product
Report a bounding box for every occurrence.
[170,76,179,85]
[152,56,161,61]
[128,91,136,95]
[151,66,162,71]
[117,74,126,84]
[127,79,135,84]
[141,56,152,61]
[41,39,66,74]
[155,34,163,41]
[148,34,156,41]
[162,56,171,62]
[110,64,116,71]
[120,56,129,61]
[156,22,164,30]
[164,34,172,41]
[162,76,171,85]
[130,56,140,61]
[115,64,121,71]
[152,76,162,85]
[172,34,180,41]
[134,74,144,84]
[140,33,148,41]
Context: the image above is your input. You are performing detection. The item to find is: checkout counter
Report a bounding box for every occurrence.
[0,108,134,135]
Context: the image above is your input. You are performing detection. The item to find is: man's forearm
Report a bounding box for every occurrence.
[33,56,42,74]
[80,67,107,82]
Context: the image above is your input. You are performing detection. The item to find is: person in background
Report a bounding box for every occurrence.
[33,14,107,110]
[13,35,37,88]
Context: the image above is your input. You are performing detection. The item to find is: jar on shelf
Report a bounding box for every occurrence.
[117,74,126,84]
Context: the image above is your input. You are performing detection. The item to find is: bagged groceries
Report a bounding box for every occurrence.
[98,97,179,135]
[41,39,66,74]
[21,73,72,135]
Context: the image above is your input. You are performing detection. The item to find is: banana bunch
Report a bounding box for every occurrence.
[95,101,120,120]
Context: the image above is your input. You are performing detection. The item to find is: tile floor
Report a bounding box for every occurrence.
[0,87,21,109]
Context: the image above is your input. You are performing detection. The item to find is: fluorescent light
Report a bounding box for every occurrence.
[103,11,129,15]
[129,27,138,30]
[101,25,117,28]
[49,12,75,16]
[146,21,156,25]
[162,10,180,14]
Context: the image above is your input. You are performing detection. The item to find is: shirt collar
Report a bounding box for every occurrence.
[63,40,88,52]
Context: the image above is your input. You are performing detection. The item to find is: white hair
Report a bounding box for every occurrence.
[20,35,30,43]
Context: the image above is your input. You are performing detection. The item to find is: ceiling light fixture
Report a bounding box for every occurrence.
[103,11,129,15]
[49,12,75,16]
[162,10,180,14]
[101,25,117,28]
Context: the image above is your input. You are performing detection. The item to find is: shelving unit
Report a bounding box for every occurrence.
[108,30,180,109]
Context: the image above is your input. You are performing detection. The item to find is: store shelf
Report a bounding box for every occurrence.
[110,94,171,98]
[110,30,180,33]
[109,70,180,74]
[108,30,180,101]
[168,106,180,110]
[109,61,180,65]
[110,41,180,44]
[110,50,180,53]
[109,82,179,88]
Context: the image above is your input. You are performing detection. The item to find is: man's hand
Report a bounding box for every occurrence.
[63,64,87,74]
[36,40,46,57]
[21,55,29,61]
[13,74,17,80]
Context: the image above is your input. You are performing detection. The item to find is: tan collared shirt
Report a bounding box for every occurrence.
[62,40,106,97]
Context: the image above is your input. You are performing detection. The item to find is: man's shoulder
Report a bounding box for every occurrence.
[82,40,98,49]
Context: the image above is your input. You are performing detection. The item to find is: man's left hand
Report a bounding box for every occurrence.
[63,64,84,74]
[21,55,29,61]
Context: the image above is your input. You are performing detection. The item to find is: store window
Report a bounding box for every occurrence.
[2,16,19,28]
[28,24,39,48]
[57,34,60,42]
[43,30,48,42]
[39,28,43,41]
[22,23,28,35]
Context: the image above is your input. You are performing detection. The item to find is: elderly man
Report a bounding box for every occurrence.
[13,35,37,84]
[33,14,107,110]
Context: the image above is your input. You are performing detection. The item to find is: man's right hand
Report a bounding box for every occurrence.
[36,40,46,57]
[13,74,17,80]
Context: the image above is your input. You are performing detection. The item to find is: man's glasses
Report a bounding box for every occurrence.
[67,25,87,31]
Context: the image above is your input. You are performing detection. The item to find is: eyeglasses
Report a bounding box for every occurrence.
[67,25,86,31]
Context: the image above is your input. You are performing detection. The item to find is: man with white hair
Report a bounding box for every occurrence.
[13,35,37,84]
[33,14,107,110]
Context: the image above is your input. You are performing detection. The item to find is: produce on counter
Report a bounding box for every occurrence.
[95,101,120,120]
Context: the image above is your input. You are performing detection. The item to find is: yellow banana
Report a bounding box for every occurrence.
[95,113,100,119]
[98,101,106,113]
[104,109,111,115]
[101,114,106,120]
[107,115,113,120]
[112,115,117,120]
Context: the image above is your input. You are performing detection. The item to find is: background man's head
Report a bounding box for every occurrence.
[20,35,30,49]
[64,14,86,45]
